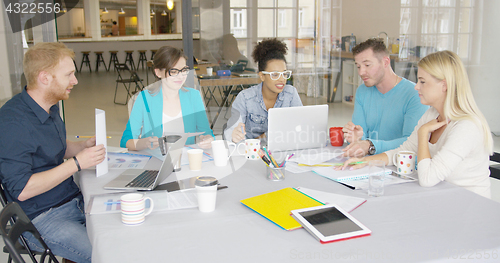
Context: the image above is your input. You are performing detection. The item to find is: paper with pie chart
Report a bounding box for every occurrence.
[107,152,152,169]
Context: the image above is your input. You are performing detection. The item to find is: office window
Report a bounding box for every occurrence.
[233,9,244,29]
[400,0,474,60]
[298,8,304,27]
[278,9,286,28]
[100,0,139,36]
[55,2,86,39]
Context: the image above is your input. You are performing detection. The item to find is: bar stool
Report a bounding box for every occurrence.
[80,51,91,72]
[150,50,157,60]
[137,50,148,70]
[124,51,136,71]
[95,52,108,72]
[73,59,79,72]
[108,51,120,72]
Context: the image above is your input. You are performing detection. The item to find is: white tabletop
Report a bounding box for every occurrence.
[78,148,500,263]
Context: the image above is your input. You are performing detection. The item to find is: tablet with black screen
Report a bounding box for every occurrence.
[291,204,371,243]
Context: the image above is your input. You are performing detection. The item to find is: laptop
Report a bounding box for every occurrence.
[103,136,185,191]
[232,71,259,78]
[267,104,329,152]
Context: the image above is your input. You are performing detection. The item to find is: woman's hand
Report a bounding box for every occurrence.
[333,157,367,171]
[138,136,159,150]
[232,123,246,143]
[198,135,214,149]
[418,119,447,137]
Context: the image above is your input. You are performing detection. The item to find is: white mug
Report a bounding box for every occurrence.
[393,151,416,175]
[120,193,154,226]
[211,140,237,167]
[206,67,213,76]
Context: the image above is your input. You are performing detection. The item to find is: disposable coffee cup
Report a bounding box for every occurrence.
[195,176,218,212]
[187,149,203,171]
[206,67,213,76]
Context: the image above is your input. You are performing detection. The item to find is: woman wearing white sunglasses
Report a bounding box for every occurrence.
[224,38,303,143]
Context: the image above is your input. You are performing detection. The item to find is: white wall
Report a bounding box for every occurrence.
[468,0,500,133]
[342,0,400,43]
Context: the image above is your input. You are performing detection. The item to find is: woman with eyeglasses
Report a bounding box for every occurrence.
[120,46,214,150]
[224,38,303,143]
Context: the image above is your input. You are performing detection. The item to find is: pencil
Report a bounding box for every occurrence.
[75,136,112,138]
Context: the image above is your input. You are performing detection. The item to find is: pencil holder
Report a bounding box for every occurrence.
[267,166,285,181]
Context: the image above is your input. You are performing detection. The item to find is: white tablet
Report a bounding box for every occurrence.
[291,204,371,243]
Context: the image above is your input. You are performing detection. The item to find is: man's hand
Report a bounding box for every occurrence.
[232,123,246,143]
[75,144,106,169]
[84,136,97,148]
[343,121,364,144]
[342,140,370,158]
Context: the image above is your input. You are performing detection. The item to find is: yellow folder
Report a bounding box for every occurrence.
[240,187,324,231]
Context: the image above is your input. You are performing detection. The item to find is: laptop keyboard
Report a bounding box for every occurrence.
[125,170,158,188]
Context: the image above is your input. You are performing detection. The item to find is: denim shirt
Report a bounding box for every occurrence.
[224,83,303,142]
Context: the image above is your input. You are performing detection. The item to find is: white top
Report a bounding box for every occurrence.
[162,110,184,135]
[385,108,491,198]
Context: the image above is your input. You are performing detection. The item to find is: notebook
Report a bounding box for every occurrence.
[103,136,186,191]
[240,187,324,231]
[267,104,329,152]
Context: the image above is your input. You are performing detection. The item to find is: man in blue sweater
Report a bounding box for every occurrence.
[342,38,428,157]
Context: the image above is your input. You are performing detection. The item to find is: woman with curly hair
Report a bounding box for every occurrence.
[224,38,303,143]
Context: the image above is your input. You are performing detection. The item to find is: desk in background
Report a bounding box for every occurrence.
[197,75,261,129]
[79,146,500,263]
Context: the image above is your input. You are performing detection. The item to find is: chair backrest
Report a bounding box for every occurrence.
[0,202,59,263]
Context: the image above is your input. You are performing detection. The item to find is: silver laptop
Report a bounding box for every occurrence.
[104,137,185,191]
[267,104,329,152]
[232,72,259,78]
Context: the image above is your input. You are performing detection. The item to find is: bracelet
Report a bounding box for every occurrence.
[73,156,82,171]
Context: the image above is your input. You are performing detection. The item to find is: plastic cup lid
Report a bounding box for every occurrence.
[195,176,218,187]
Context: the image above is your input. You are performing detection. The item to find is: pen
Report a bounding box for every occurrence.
[75,136,112,138]
[104,201,120,205]
[240,125,245,134]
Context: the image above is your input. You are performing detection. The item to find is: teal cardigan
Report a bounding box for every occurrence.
[120,86,214,147]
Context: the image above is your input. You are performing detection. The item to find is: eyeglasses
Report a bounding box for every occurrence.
[261,70,292,80]
[168,67,190,77]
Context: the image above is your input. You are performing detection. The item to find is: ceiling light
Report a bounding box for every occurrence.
[151,9,155,15]
[102,7,108,14]
[161,10,167,16]
[62,8,67,13]
[167,0,174,10]
[119,8,125,14]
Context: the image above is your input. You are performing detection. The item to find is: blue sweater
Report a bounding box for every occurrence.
[120,86,214,147]
[352,78,428,154]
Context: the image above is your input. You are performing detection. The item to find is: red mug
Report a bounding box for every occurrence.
[329,127,344,147]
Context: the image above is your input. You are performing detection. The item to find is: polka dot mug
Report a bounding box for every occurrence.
[393,151,416,175]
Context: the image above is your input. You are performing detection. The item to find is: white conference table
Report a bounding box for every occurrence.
[78,146,500,263]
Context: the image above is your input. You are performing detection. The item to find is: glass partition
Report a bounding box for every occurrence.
[99,0,138,37]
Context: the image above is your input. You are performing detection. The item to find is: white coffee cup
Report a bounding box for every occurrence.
[206,67,213,76]
[187,149,203,171]
[211,140,237,167]
[195,176,218,212]
[393,151,416,175]
[120,193,154,225]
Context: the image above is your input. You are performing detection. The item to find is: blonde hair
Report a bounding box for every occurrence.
[23,42,75,87]
[418,50,493,154]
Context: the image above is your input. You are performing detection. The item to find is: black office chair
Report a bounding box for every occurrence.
[0,202,59,263]
[490,152,500,179]
[114,63,145,105]
[0,183,57,263]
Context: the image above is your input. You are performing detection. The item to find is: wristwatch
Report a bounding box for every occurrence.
[367,140,376,155]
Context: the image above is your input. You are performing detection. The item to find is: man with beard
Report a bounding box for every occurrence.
[342,38,428,157]
[0,42,106,263]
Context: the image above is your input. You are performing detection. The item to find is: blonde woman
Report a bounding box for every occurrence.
[338,51,493,198]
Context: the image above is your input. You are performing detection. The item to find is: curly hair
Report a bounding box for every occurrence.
[252,38,288,72]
